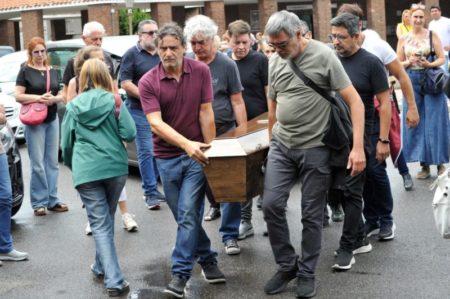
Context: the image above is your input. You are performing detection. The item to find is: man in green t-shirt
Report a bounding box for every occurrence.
[262,10,366,298]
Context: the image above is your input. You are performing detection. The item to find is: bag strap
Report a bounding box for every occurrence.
[429,30,436,57]
[287,58,334,104]
[46,68,51,93]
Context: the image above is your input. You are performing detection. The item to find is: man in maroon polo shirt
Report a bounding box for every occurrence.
[138,23,226,299]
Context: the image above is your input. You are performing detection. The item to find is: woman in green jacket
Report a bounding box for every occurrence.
[61,58,136,297]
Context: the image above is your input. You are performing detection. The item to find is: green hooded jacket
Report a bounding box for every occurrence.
[61,89,136,187]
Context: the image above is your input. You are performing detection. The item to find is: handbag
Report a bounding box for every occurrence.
[422,31,449,95]
[19,68,50,125]
[430,168,450,239]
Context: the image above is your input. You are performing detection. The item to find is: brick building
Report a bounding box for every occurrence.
[0,0,447,50]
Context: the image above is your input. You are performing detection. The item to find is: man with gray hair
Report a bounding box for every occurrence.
[139,22,226,298]
[120,20,165,211]
[262,10,366,298]
[184,15,247,256]
[62,21,116,100]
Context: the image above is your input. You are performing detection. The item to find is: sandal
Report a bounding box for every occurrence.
[47,203,69,213]
[34,207,46,216]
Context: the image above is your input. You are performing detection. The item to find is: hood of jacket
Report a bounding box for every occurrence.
[66,88,115,129]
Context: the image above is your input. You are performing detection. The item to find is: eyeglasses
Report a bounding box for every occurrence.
[32,49,46,55]
[328,34,350,42]
[267,40,290,50]
[191,40,207,46]
[141,31,157,36]
[411,3,425,10]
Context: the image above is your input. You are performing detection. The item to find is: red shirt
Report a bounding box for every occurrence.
[139,57,213,158]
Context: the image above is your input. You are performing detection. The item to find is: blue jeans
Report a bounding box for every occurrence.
[363,133,394,228]
[76,175,127,289]
[156,155,217,278]
[24,118,61,209]
[0,154,13,254]
[126,101,159,196]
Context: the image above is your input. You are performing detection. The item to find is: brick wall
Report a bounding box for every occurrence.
[312,0,332,43]
[0,20,16,48]
[150,2,173,27]
[87,4,119,36]
[367,0,386,40]
[258,0,277,33]
[21,10,44,45]
[205,1,226,36]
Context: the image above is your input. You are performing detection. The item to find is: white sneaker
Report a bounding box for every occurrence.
[238,221,254,240]
[0,249,28,261]
[122,213,138,232]
[85,222,92,236]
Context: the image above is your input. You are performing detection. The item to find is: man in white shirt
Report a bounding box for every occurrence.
[429,5,450,74]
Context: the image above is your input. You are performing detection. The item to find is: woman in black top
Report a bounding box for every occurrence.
[15,36,68,216]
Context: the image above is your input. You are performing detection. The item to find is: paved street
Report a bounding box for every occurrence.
[1,145,449,299]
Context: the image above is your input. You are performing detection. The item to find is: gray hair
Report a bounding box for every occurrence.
[299,20,310,36]
[82,21,105,37]
[264,10,303,38]
[137,20,157,33]
[184,15,218,42]
[330,13,360,36]
[155,22,186,47]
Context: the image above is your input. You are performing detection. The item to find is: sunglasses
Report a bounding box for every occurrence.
[141,31,157,36]
[411,3,425,10]
[32,49,46,55]
[267,40,289,50]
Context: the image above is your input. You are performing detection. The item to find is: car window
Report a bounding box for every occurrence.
[0,60,22,83]
[47,48,79,80]
[0,48,14,57]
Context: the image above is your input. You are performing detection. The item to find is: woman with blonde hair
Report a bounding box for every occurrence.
[397,2,449,178]
[15,36,67,216]
[61,58,136,297]
[396,9,412,39]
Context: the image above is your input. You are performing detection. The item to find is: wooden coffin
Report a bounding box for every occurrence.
[204,113,270,203]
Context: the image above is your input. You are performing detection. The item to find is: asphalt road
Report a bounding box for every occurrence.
[0,145,449,299]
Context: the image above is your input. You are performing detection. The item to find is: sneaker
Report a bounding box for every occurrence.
[332,249,355,271]
[264,269,297,295]
[416,166,430,179]
[201,263,226,284]
[331,205,344,222]
[90,264,104,279]
[204,206,220,221]
[107,280,130,297]
[364,222,380,237]
[164,275,187,298]
[379,223,396,241]
[296,277,316,298]
[143,195,160,210]
[153,190,166,202]
[402,173,413,191]
[85,222,92,236]
[238,220,254,240]
[122,213,138,232]
[224,239,240,255]
[0,249,28,261]
[352,237,373,255]
[256,195,263,209]
[437,164,446,176]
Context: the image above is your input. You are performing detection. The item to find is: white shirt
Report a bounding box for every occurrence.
[428,16,450,56]
[361,29,397,75]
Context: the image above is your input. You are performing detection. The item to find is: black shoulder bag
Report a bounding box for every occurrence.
[423,30,449,95]
[287,59,352,169]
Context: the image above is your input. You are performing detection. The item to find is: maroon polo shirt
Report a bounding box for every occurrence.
[139,57,214,158]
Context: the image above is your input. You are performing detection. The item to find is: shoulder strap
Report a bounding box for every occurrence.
[429,30,435,56]
[46,68,51,93]
[286,58,333,104]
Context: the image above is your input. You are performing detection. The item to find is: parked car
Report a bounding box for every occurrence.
[0,35,139,166]
[0,121,24,216]
[0,46,14,57]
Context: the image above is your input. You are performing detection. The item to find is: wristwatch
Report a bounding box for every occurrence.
[378,138,390,144]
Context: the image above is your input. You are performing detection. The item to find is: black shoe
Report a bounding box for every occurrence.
[107,280,130,297]
[296,277,316,298]
[264,269,297,295]
[164,275,187,298]
[379,223,395,241]
[352,237,373,255]
[331,205,344,222]
[204,206,221,221]
[332,249,355,271]
[364,222,380,237]
[201,263,226,284]
[402,173,413,191]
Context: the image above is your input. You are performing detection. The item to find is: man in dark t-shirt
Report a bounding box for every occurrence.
[227,20,268,241]
[330,13,392,271]
[61,21,115,102]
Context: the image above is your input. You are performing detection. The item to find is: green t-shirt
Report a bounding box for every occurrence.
[268,39,352,149]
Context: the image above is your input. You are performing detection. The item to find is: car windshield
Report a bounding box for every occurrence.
[0,48,13,57]
[47,49,78,80]
[0,60,21,83]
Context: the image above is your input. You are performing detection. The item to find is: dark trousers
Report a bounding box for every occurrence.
[262,139,331,278]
